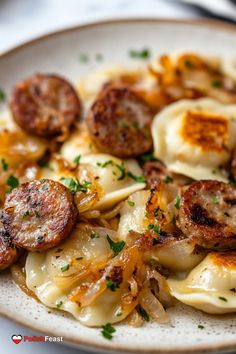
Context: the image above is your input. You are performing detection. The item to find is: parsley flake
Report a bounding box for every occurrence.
[212,195,220,204]
[61,264,70,272]
[212,80,222,88]
[73,155,81,165]
[0,88,6,102]
[56,301,63,308]
[129,48,150,59]
[106,235,125,256]
[127,171,145,183]
[198,324,204,330]
[7,175,19,192]
[218,296,227,302]
[60,177,91,193]
[174,196,181,209]
[101,323,116,340]
[106,276,119,292]
[90,232,100,239]
[1,158,8,171]
[164,175,173,184]
[127,200,135,207]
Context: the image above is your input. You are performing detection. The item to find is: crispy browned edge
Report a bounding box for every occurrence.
[0,17,236,354]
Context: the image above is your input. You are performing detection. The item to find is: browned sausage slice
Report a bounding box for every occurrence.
[0,210,19,270]
[230,148,236,182]
[178,180,236,250]
[10,74,81,138]
[2,179,77,251]
[86,85,154,158]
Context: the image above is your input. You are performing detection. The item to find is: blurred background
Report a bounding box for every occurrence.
[1,0,236,353]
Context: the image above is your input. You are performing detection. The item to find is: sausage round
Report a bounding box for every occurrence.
[0,210,19,270]
[10,74,81,138]
[178,180,236,250]
[2,179,77,251]
[86,85,154,158]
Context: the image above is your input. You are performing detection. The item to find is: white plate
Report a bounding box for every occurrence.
[0,19,236,354]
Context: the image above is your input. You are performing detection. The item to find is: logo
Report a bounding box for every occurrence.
[11,334,63,344]
[12,335,23,344]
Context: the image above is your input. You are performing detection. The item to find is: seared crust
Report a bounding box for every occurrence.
[0,210,19,270]
[86,85,154,158]
[10,74,81,138]
[178,180,236,250]
[2,180,77,251]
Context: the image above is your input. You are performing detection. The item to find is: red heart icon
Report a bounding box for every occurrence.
[12,335,23,344]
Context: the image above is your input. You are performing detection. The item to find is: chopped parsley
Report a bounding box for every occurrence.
[0,88,6,102]
[76,256,83,261]
[116,311,123,317]
[116,162,126,181]
[129,48,150,59]
[96,160,113,168]
[56,301,63,308]
[164,175,173,184]
[174,196,181,209]
[60,177,91,193]
[139,153,156,163]
[106,276,119,292]
[90,232,100,239]
[212,195,220,204]
[127,172,145,183]
[147,223,161,234]
[211,80,222,88]
[136,305,150,322]
[132,121,140,130]
[79,53,89,63]
[7,175,19,192]
[73,155,81,165]
[1,158,8,171]
[101,323,116,340]
[61,264,70,272]
[106,235,126,256]
[40,178,48,183]
[127,200,135,207]
[218,296,227,302]
[184,60,193,69]
[198,324,205,330]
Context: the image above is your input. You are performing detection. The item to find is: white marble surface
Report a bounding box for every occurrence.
[0,1,198,353]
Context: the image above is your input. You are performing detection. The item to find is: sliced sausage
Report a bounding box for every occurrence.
[86,85,154,158]
[2,179,77,251]
[178,180,236,250]
[0,210,19,270]
[10,74,81,138]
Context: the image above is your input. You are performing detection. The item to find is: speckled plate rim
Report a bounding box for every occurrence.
[1,17,236,354]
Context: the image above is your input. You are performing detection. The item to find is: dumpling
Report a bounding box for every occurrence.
[25,223,141,326]
[152,98,236,181]
[0,110,47,168]
[167,251,236,314]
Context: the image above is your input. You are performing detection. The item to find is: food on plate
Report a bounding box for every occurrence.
[10,74,81,139]
[1,52,236,333]
[86,85,154,157]
[2,179,77,251]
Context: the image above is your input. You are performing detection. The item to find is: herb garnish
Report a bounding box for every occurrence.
[61,264,70,272]
[174,196,181,209]
[139,153,156,163]
[73,155,81,165]
[218,296,227,302]
[7,175,19,192]
[198,324,204,330]
[76,256,83,261]
[164,175,173,184]
[136,305,150,322]
[101,323,116,340]
[22,210,30,218]
[0,88,6,102]
[127,200,135,207]
[147,224,161,234]
[212,195,220,204]
[90,232,100,239]
[96,160,113,168]
[56,301,63,308]
[116,162,126,180]
[106,276,119,292]
[212,80,222,88]
[79,53,89,63]
[1,158,8,171]
[127,171,145,183]
[184,60,193,69]
[106,235,126,256]
[129,48,150,59]
[60,177,91,193]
